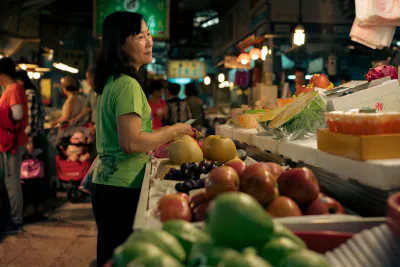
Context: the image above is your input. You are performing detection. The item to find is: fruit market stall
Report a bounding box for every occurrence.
[215,71,400,217]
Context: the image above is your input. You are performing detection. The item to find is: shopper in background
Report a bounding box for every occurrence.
[166,82,192,125]
[70,66,98,125]
[49,76,88,127]
[185,82,204,128]
[147,80,167,130]
[91,11,192,266]
[16,71,45,144]
[289,67,307,97]
[0,57,29,233]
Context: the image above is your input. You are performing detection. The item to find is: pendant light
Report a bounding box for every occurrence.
[249,48,261,60]
[237,53,250,65]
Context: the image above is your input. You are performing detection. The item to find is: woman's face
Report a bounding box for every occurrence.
[122,20,153,70]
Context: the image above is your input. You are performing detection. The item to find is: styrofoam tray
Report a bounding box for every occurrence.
[232,128,258,145]
[216,125,400,190]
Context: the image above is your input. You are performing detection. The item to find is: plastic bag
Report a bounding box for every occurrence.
[78,156,97,194]
[257,92,328,141]
[356,0,400,26]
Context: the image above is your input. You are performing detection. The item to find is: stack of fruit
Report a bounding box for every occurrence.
[112,192,330,267]
[156,160,344,223]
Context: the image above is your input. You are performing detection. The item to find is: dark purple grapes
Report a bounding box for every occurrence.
[169,168,178,174]
[182,181,192,191]
[199,160,208,167]
[172,170,184,180]
[188,179,197,188]
[191,163,200,172]
[199,166,208,174]
[164,173,174,180]
[175,182,183,192]
[198,179,206,188]
[181,163,191,172]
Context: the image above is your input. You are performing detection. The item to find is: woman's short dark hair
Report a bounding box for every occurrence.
[167,82,180,96]
[148,80,163,94]
[185,82,197,97]
[64,85,79,92]
[16,70,37,91]
[94,11,145,94]
[0,57,17,79]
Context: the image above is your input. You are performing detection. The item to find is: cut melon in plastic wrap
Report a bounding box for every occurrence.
[257,105,289,132]
[268,91,327,140]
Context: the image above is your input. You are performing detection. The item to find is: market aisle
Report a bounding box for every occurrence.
[0,192,97,267]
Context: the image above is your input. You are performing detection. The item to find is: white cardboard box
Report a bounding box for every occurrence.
[327,79,400,111]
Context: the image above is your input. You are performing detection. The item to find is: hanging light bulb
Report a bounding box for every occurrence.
[218,73,225,83]
[293,25,306,46]
[237,53,250,65]
[204,76,211,85]
[249,48,261,60]
[261,46,269,60]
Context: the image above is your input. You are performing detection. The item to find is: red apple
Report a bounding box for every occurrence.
[189,192,208,210]
[225,160,246,177]
[264,162,285,181]
[278,168,320,204]
[205,166,240,200]
[192,202,209,222]
[240,163,279,206]
[157,194,192,222]
[311,74,330,88]
[306,195,345,215]
[267,196,302,217]
[176,192,190,202]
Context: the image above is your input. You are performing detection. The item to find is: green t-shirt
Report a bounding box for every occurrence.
[92,74,152,188]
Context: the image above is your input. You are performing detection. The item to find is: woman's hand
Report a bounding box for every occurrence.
[171,123,192,138]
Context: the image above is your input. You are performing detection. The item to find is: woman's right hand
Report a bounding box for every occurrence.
[171,123,192,138]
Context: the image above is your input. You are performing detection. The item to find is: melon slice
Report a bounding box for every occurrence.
[268,91,326,136]
[257,105,289,131]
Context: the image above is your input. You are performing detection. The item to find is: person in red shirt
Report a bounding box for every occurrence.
[0,57,28,233]
[147,80,167,130]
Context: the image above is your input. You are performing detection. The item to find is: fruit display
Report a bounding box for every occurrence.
[268,91,327,140]
[324,110,400,135]
[365,64,398,82]
[202,135,236,163]
[112,192,330,267]
[168,135,204,165]
[156,161,344,223]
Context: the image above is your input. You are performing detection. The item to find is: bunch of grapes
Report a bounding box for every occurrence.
[163,160,223,193]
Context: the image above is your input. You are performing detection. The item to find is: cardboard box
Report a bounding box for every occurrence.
[327,79,400,112]
[317,129,400,161]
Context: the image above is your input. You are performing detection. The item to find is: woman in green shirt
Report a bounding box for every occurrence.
[92,12,192,266]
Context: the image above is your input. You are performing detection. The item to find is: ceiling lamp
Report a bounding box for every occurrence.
[249,48,261,60]
[204,76,211,85]
[293,25,306,46]
[237,53,250,65]
[218,73,225,83]
[261,46,269,60]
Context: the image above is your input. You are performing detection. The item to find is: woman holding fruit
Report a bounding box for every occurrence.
[91,11,192,266]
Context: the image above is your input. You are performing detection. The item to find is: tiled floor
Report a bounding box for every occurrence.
[0,193,97,267]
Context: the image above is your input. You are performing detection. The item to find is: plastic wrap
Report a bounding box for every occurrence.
[257,92,328,141]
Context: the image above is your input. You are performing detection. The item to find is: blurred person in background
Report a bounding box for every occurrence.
[49,76,88,127]
[16,71,45,146]
[289,67,306,97]
[166,82,192,125]
[0,57,28,233]
[70,66,98,125]
[15,70,48,218]
[147,80,167,130]
[91,11,192,265]
[185,82,204,128]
